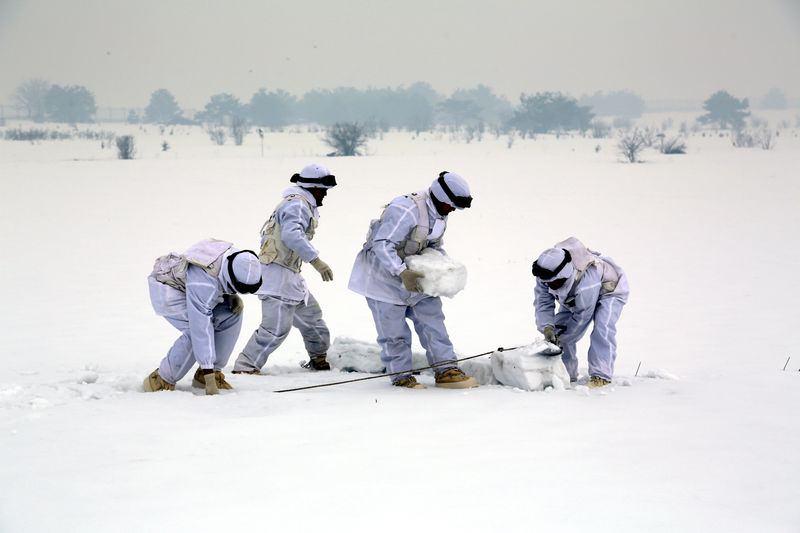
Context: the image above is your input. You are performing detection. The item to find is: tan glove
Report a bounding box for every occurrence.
[310,257,333,281]
[228,294,244,315]
[543,325,560,346]
[400,269,425,292]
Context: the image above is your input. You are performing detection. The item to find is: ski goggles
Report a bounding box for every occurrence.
[544,277,568,290]
[531,249,572,281]
[437,172,473,209]
[226,250,263,294]
[290,173,337,188]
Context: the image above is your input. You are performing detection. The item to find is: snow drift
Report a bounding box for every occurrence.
[327,336,429,373]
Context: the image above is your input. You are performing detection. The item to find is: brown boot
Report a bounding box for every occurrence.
[392,376,426,389]
[192,369,234,391]
[306,354,330,371]
[435,368,478,389]
[232,368,262,375]
[143,369,175,392]
[588,376,611,388]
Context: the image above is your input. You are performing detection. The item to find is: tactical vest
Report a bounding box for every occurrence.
[557,236,620,295]
[363,191,436,259]
[152,238,232,292]
[259,194,317,273]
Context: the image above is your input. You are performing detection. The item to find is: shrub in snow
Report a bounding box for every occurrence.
[732,129,756,148]
[405,248,467,298]
[490,341,570,391]
[323,122,368,156]
[207,127,226,145]
[115,135,136,159]
[229,116,249,146]
[758,129,775,150]
[659,136,687,154]
[617,128,647,162]
[4,127,72,141]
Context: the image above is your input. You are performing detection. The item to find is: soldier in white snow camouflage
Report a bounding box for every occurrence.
[233,164,335,375]
[349,171,479,389]
[144,238,262,395]
[532,237,629,388]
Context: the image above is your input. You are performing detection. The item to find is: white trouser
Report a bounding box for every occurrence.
[157,305,242,384]
[233,293,330,372]
[556,292,626,381]
[366,296,457,383]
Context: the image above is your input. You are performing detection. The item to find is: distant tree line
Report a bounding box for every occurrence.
[9,78,792,135]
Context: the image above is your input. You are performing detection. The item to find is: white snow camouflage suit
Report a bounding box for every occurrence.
[233,186,330,372]
[534,238,629,381]
[348,191,458,382]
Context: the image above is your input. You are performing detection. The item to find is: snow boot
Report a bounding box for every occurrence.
[143,369,175,392]
[232,368,262,375]
[190,369,219,395]
[588,376,611,388]
[435,368,478,389]
[192,369,233,391]
[393,376,426,389]
[303,354,331,371]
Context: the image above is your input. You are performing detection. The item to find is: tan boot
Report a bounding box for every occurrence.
[143,370,175,392]
[303,354,331,371]
[435,368,478,389]
[392,376,426,389]
[192,369,233,391]
[232,368,262,375]
[588,376,611,388]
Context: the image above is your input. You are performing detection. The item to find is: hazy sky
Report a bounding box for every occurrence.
[1,0,798,108]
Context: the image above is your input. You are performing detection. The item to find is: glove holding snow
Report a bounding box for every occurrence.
[400,268,425,292]
[310,257,334,282]
[543,325,560,346]
[228,294,244,315]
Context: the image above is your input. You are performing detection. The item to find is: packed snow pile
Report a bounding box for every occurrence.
[327,336,428,373]
[460,359,498,386]
[490,341,570,391]
[405,248,467,298]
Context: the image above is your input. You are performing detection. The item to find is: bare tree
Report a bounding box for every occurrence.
[229,116,249,146]
[618,129,647,162]
[323,122,368,156]
[115,135,136,159]
[13,79,51,121]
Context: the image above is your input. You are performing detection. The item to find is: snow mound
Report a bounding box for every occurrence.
[643,369,680,381]
[460,359,498,385]
[490,341,570,391]
[405,248,467,298]
[327,337,428,373]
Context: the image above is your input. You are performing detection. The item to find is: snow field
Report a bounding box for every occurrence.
[1,118,800,531]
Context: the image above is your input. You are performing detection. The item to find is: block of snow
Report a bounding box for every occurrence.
[328,337,428,374]
[461,359,498,385]
[490,341,570,391]
[405,248,467,298]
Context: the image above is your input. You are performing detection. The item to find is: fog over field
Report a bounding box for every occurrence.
[1,2,799,533]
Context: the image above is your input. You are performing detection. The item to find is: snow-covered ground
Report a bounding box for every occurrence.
[1,118,799,532]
